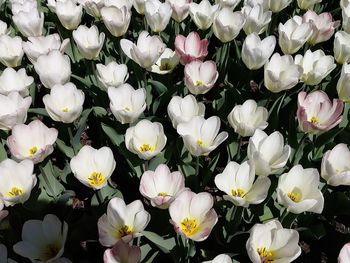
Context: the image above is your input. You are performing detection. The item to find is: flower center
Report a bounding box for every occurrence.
[231,188,246,198]
[197,140,205,147]
[288,191,301,203]
[139,144,154,153]
[124,106,131,111]
[310,116,318,124]
[158,192,171,197]
[195,80,203,86]
[159,62,171,71]
[115,225,134,239]
[88,172,105,187]
[62,107,69,112]
[42,244,61,261]
[7,187,23,197]
[257,247,274,262]
[28,146,38,157]
[180,218,199,237]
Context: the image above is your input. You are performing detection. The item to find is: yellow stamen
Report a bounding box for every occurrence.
[159,62,171,71]
[310,116,318,124]
[88,172,105,187]
[180,218,199,237]
[257,247,274,262]
[28,146,38,157]
[197,140,205,147]
[7,187,23,197]
[231,188,246,198]
[124,107,130,111]
[158,192,171,197]
[195,81,203,86]
[288,191,301,203]
[42,244,61,261]
[139,144,154,153]
[62,108,69,112]
[115,225,134,239]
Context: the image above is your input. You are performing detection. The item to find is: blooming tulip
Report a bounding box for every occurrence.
[184,60,219,95]
[244,0,268,10]
[98,197,151,246]
[277,165,324,214]
[241,33,276,70]
[212,8,245,43]
[0,35,23,67]
[108,84,146,124]
[247,129,291,177]
[297,0,322,10]
[321,143,350,186]
[189,0,219,30]
[334,31,350,64]
[169,190,218,241]
[295,49,336,86]
[246,220,301,263]
[139,164,186,209]
[167,0,192,23]
[167,94,205,129]
[339,243,350,263]
[215,0,240,9]
[177,116,228,156]
[12,9,44,37]
[70,145,116,190]
[0,159,36,207]
[43,82,85,123]
[337,63,350,102]
[242,4,272,35]
[101,6,131,37]
[297,91,343,134]
[10,0,37,14]
[343,4,350,33]
[150,48,179,75]
[34,50,71,89]
[268,0,292,13]
[73,25,105,60]
[125,119,167,160]
[227,99,269,137]
[202,254,232,263]
[96,61,129,91]
[175,32,208,65]
[7,119,58,164]
[0,92,31,130]
[120,31,166,69]
[104,0,133,10]
[215,161,271,207]
[50,0,83,30]
[133,0,147,15]
[78,0,104,18]
[13,214,68,263]
[145,0,172,33]
[0,68,33,96]
[264,53,302,93]
[104,240,141,263]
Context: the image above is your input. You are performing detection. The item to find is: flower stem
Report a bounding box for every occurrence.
[96,189,104,205]
[195,156,200,191]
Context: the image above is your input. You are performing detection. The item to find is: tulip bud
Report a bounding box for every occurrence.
[297,0,322,10]
[73,25,105,60]
[96,61,129,91]
[213,8,245,43]
[295,49,336,86]
[145,0,172,33]
[0,68,33,96]
[337,63,350,102]
[175,32,208,65]
[334,31,350,64]
[268,0,292,13]
[78,0,104,18]
[150,48,179,75]
[189,0,219,30]
[43,82,85,123]
[101,6,131,37]
[55,0,83,30]
[12,9,44,37]
[10,0,37,14]
[0,35,23,67]
[133,0,147,15]
[297,90,343,134]
[0,20,8,35]
[264,53,302,93]
[242,4,271,35]
[104,240,141,263]
[167,0,192,23]
[242,33,276,70]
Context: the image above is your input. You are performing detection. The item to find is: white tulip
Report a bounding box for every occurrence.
[10,0,37,14]
[0,35,23,67]
[70,145,116,190]
[120,31,166,69]
[0,92,31,131]
[166,0,192,23]
[34,50,71,89]
[150,48,179,75]
[241,33,276,70]
[242,4,271,35]
[321,143,350,186]
[264,53,302,93]
[167,95,205,129]
[125,119,167,160]
[247,129,291,177]
[108,84,146,124]
[277,165,324,214]
[54,0,83,30]
[189,0,219,30]
[246,220,301,263]
[96,61,129,91]
[0,68,33,96]
[228,99,268,137]
[215,161,271,207]
[104,0,133,10]
[12,9,44,37]
[0,159,36,207]
[145,0,172,33]
[78,0,104,18]
[23,34,69,63]
[278,16,312,55]
[0,20,8,35]
[13,214,68,263]
[213,8,245,43]
[337,63,350,102]
[295,49,336,86]
[297,0,322,10]
[343,4,350,33]
[133,0,147,15]
[202,254,232,263]
[101,6,131,37]
[177,116,228,156]
[43,82,85,123]
[73,25,105,60]
[268,0,292,13]
[244,0,268,10]
[334,31,350,65]
[215,0,240,9]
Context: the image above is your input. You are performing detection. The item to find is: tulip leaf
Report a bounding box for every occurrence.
[0,141,7,162]
[72,108,93,151]
[28,108,50,117]
[149,79,167,95]
[38,161,65,199]
[56,138,75,158]
[142,231,176,253]
[315,127,344,147]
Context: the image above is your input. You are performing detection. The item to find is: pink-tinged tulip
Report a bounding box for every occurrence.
[7,119,58,163]
[175,32,208,65]
[167,0,192,23]
[184,60,218,95]
[169,190,218,241]
[297,91,344,134]
[139,164,186,209]
[339,243,350,263]
[104,240,141,263]
[302,11,340,45]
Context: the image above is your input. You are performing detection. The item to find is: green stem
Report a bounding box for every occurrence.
[195,156,200,191]
[280,209,289,224]
[96,189,104,205]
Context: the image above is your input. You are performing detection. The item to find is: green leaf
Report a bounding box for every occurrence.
[38,161,65,199]
[72,108,93,151]
[0,140,7,162]
[141,231,176,254]
[28,108,50,117]
[101,123,124,146]
[56,138,75,158]
[148,79,167,95]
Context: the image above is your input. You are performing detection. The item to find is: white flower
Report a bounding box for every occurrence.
[10,0,37,14]
[202,254,232,263]
[334,31,350,65]
[0,68,33,96]
[215,0,240,9]
[43,82,85,123]
[125,119,167,160]
[103,240,141,263]
[189,0,219,30]
[72,25,105,60]
[98,197,151,246]
[247,129,291,177]
[133,0,147,15]
[145,0,172,33]
[12,9,44,37]
[228,99,268,137]
[108,84,146,124]
[268,0,292,13]
[104,0,133,10]
[13,214,68,263]
[0,92,31,131]
[339,243,350,263]
[337,63,350,102]
[96,61,129,91]
[53,0,83,30]
[78,0,104,18]
[0,35,23,67]
[70,145,116,190]
[167,94,205,129]
[246,220,301,263]
[297,0,322,10]
[242,4,271,35]
[0,159,36,207]
[177,116,228,156]
[277,165,324,214]
[150,48,179,75]
[101,6,131,37]
[343,4,350,33]
[167,0,192,23]
[215,161,271,207]
[0,20,8,35]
